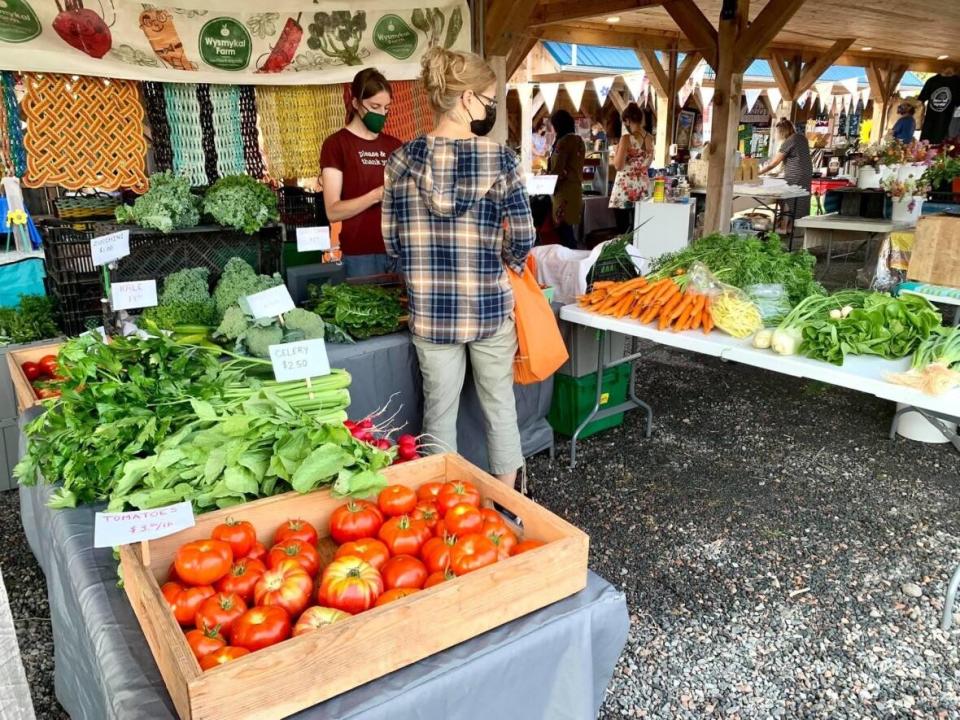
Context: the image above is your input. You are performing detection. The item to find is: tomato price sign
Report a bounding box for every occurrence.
[268,338,331,382]
[94,502,195,548]
[296,226,331,252]
[245,284,295,320]
[90,230,130,267]
[110,280,158,312]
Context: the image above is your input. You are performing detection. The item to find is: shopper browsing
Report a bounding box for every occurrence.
[321,68,402,277]
[609,102,654,235]
[549,109,585,249]
[382,47,535,489]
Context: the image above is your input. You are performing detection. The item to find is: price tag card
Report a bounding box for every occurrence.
[245,284,295,319]
[526,174,558,196]
[269,338,331,382]
[296,226,331,252]
[110,279,158,312]
[90,230,130,267]
[94,501,195,548]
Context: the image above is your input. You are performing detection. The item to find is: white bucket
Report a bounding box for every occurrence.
[857,165,882,189]
[895,403,957,443]
[897,163,927,182]
[890,196,923,224]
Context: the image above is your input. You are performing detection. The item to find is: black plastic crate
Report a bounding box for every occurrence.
[45,273,105,336]
[277,188,327,228]
[836,188,886,219]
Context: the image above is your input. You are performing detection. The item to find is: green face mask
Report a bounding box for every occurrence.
[360,105,387,134]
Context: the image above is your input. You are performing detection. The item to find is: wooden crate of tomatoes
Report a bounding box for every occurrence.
[119,453,589,720]
[7,341,64,411]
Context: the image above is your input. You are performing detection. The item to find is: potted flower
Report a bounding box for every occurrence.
[920,143,960,200]
[881,175,930,223]
[897,140,934,181]
[853,143,891,188]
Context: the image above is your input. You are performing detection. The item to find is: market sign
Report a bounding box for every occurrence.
[0,0,471,85]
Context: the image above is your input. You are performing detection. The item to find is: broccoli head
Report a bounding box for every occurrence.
[243,324,284,359]
[282,308,325,342]
[213,305,251,341]
[213,257,283,320]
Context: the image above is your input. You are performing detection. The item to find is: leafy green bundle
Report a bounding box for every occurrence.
[308,283,403,341]
[202,175,279,235]
[115,171,201,233]
[0,295,60,345]
[213,257,283,320]
[140,267,217,330]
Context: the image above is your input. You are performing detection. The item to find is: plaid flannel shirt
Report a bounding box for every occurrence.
[382,136,535,344]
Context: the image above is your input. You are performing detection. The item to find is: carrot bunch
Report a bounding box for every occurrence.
[578,276,714,333]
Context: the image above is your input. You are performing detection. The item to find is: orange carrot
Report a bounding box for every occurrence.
[658,293,684,329]
[613,294,633,317]
[690,310,702,330]
[702,307,714,333]
[669,293,694,321]
[640,304,660,324]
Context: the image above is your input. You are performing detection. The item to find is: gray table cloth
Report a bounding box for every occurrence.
[18,428,629,719]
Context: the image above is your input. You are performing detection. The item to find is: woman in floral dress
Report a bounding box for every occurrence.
[609,102,654,234]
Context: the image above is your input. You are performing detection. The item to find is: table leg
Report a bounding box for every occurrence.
[889,405,960,453]
[943,565,960,630]
[570,330,608,470]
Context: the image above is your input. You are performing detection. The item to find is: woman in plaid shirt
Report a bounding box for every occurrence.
[382,47,535,488]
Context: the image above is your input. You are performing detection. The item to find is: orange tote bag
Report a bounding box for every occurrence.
[508,255,569,384]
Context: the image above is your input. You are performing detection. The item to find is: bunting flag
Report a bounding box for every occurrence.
[623,71,646,102]
[678,82,693,108]
[743,88,762,113]
[564,81,587,111]
[798,90,812,108]
[861,87,871,107]
[691,61,707,90]
[593,77,615,106]
[539,83,559,112]
[766,87,782,112]
[699,86,715,111]
[815,81,835,112]
[839,78,860,98]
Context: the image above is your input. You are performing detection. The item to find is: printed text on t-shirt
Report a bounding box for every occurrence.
[359,150,388,166]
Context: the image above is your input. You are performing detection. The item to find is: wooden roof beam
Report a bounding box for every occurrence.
[507,30,542,78]
[530,0,663,27]
[676,51,702,88]
[793,37,855,97]
[538,23,687,52]
[636,47,670,96]
[662,0,718,69]
[767,51,797,100]
[485,0,540,57]
[735,0,807,73]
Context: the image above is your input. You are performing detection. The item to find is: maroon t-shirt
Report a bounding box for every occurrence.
[320,128,402,256]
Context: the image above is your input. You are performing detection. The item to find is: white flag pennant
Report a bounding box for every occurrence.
[539,83,559,112]
[798,90,812,108]
[766,87,782,112]
[691,61,707,89]
[860,86,871,107]
[564,81,587,111]
[815,81,835,112]
[839,77,859,97]
[678,82,693,108]
[593,76,615,106]
[623,71,646,102]
[514,82,532,103]
[743,88,762,113]
[699,86,715,110]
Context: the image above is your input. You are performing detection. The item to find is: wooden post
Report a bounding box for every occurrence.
[490,55,508,145]
[519,84,533,174]
[637,47,676,167]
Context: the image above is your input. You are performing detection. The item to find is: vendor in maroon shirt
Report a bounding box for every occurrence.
[321,69,402,277]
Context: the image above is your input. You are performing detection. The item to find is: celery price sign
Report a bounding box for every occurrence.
[269,338,331,382]
[110,280,158,312]
[199,18,252,71]
[90,230,130,267]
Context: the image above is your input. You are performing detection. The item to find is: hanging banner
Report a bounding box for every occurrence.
[623,71,646,102]
[861,87,871,107]
[564,80,586,111]
[766,87,782,112]
[743,88,762,114]
[593,76,614,107]
[839,77,859,98]
[815,81,834,112]
[0,0,470,85]
[539,82,559,112]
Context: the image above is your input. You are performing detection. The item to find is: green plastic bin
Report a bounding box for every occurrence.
[548,363,631,439]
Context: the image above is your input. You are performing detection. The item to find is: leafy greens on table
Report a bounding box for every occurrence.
[307,283,403,341]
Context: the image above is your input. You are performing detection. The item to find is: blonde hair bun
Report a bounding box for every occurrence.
[420,47,496,114]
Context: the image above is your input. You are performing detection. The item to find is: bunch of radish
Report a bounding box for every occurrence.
[344,418,420,464]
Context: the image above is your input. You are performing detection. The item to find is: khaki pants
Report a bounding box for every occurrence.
[413,319,522,475]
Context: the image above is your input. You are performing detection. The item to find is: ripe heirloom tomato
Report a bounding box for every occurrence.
[329,500,384,544]
[441,504,483,536]
[268,539,320,576]
[318,556,383,614]
[511,540,545,556]
[199,646,250,670]
[185,624,225,660]
[378,514,431,556]
[480,508,508,532]
[436,481,481,515]
[293,606,352,636]
[421,535,457,574]
[162,582,216,627]
[450,534,498,576]
[211,518,257,559]
[334,538,389,571]
[216,558,266,604]
[245,542,268,563]
[375,588,419,606]
[377,484,418,517]
[21,361,41,382]
[416,482,444,503]
[166,561,181,584]
[174,539,233,586]
[194,592,248,640]
[410,502,441,533]
[424,568,457,588]
[485,526,518,560]
[381,555,428,590]
[254,559,314,618]
[231,606,292,652]
[273,518,319,547]
[38,355,58,377]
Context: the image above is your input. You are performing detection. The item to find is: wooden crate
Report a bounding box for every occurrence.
[119,453,589,720]
[6,341,63,413]
[908,215,960,288]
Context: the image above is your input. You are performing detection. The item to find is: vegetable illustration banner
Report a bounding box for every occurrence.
[0,0,470,85]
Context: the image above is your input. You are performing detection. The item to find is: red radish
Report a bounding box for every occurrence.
[344,420,357,430]
[53,0,112,59]
[358,418,374,430]
[359,431,375,443]
[374,439,392,451]
[397,444,419,461]
[397,434,417,447]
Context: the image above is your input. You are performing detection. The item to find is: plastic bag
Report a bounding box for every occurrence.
[744,284,791,327]
[686,262,763,338]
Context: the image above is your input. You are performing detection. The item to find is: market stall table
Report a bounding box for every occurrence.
[692,182,811,246]
[795,213,914,275]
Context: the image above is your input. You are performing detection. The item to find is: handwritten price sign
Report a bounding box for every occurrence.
[93,501,195,548]
[525,174,558,196]
[296,226,331,253]
[268,338,331,382]
[245,285,295,320]
[90,230,130,267]
[110,280,158,312]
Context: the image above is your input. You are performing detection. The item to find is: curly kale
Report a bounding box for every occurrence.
[307,11,367,66]
[213,257,283,321]
[141,267,216,330]
[114,171,201,233]
[202,175,279,235]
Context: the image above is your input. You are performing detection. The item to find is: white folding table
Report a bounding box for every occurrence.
[795,213,915,275]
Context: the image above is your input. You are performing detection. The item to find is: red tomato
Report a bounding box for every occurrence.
[416,482,444,503]
[410,502,441,533]
[424,568,457,588]
[254,559,314,618]
[273,518,319,547]
[38,355,58,377]
[441,504,483,536]
[293,606,352,636]
[450,534,499,576]
[375,587,419,606]
[199,646,250,670]
[378,514,431,556]
[166,561,181,584]
[377,484,418,517]
[215,558,266,604]
[436,481,481,515]
[21,361,41,382]
[231,606,291,652]
[268,539,320,576]
[245,542,267,563]
[161,582,215,627]
[485,526,518,560]
[334,538,389,571]
[211,518,256,559]
[174,539,233,586]
[420,535,457,574]
[194,592,248,640]
[511,540,545,556]
[185,624,225,660]
[480,508,508,531]
[318,556,383,614]
[381,554,428,590]
[329,500,384,544]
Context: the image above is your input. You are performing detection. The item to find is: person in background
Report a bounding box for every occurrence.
[759,118,813,238]
[549,109,585,249]
[591,121,608,152]
[609,102,654,235]
[382,47,535,490]
[890,103,917,143]
[321,68,402,277]
[532,117,553,173]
